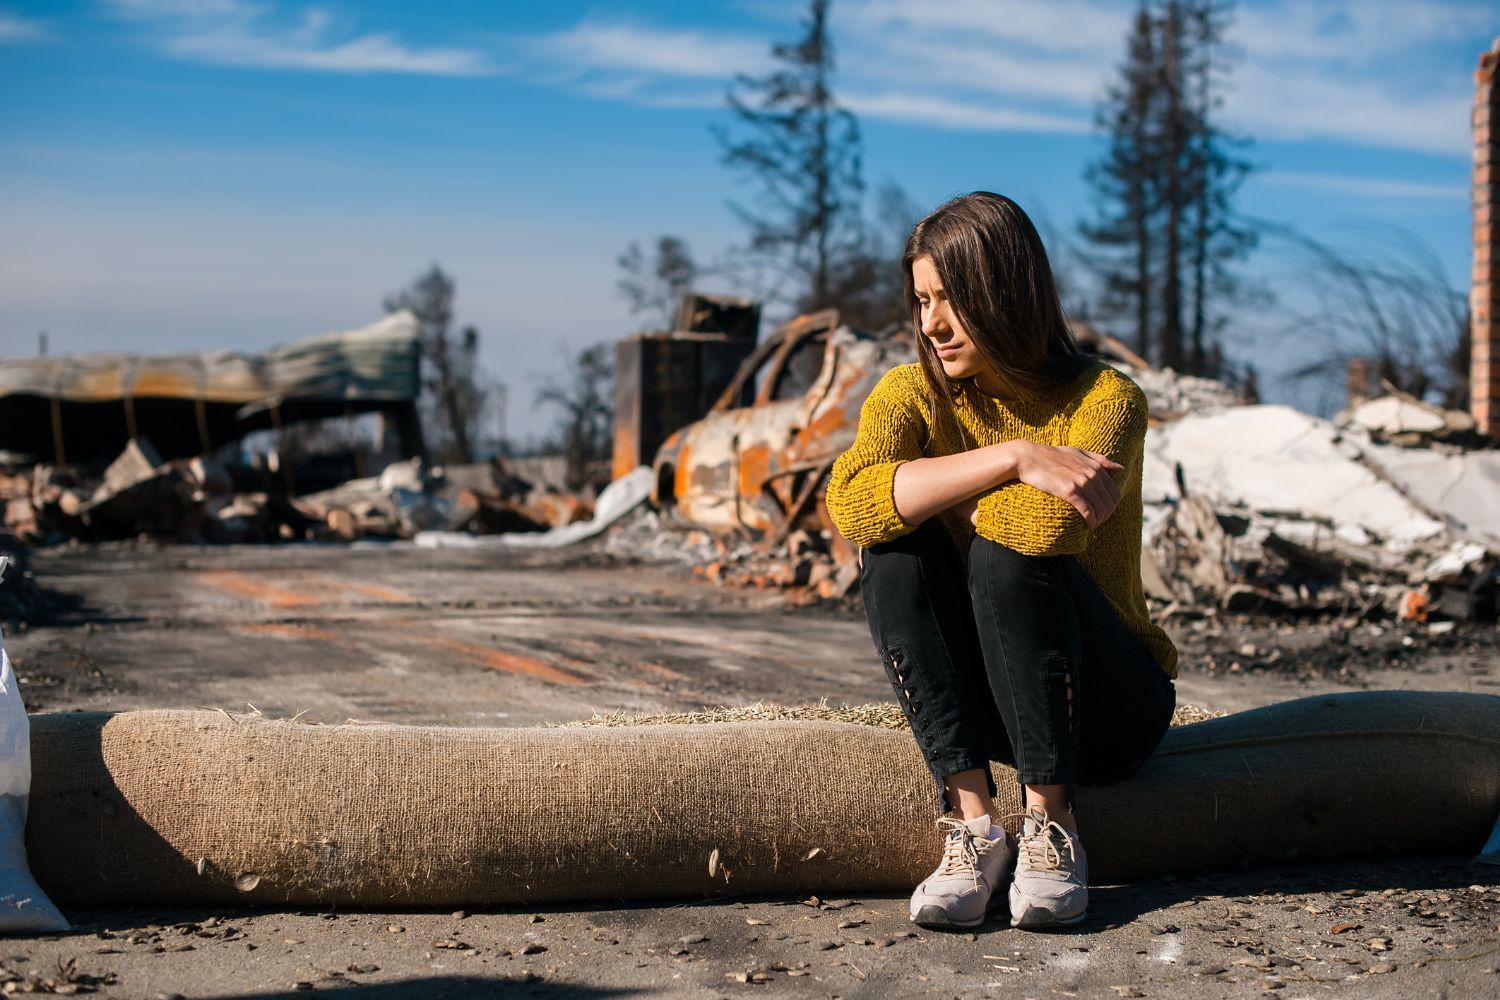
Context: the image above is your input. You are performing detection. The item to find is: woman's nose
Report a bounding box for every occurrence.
[921,307,945,338]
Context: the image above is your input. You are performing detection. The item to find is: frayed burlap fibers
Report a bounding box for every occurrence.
[24,691,1500,907]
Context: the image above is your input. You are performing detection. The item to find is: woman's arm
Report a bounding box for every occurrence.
[894,442,1123,530]
[825,369,928,548]
[971,389,1146,556]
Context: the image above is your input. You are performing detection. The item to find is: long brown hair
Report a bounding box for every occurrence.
[903,192,1082,416]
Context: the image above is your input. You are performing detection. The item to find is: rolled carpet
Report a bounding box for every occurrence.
[25,691,1500,907]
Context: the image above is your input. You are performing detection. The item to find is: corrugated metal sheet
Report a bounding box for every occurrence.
[0,312,420,410]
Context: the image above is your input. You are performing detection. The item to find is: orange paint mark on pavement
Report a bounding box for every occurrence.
[415,637,592,686]
[195,571,323,608]
[304,576,415,603]
[340,581,414,602]
[239,622,347,644]
[636,661,690,683]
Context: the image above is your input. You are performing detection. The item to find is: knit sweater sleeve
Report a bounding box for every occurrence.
[972,385,1147,557]
[825,367,927,548]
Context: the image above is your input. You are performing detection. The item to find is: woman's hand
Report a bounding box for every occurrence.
[1010,441,1124,529]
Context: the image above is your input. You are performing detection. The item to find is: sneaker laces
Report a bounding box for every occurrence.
[1004,808,1076,874]
[932,817,982,881]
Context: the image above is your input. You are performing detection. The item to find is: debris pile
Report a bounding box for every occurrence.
[295,458,589,542]
[1137,391,1499,622]
[0,438,592,548]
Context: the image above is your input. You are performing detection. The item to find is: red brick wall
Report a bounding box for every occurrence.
[1475,39,1500,436]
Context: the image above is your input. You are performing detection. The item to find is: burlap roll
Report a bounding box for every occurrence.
[25,691,1500,907]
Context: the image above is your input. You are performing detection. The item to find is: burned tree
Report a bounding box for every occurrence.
[715,0,867,318]
[1081,0,1255,375]
[617,235,699,331]
[537,343,613,491]
[384,265,486,463]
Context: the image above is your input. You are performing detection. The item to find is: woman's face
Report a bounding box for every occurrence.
[912,255,998,388]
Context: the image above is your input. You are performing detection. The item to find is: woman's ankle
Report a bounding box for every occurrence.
[1023,784,1077,833]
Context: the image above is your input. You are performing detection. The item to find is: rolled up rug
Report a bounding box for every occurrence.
[24,691,1500,907]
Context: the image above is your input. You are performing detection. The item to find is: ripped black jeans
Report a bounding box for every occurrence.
[859,518,1176,815]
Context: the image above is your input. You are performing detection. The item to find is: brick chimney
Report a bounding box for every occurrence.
[1474,38,1500,437]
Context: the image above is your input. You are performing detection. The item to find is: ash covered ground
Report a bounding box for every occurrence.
[1,522,1496,999]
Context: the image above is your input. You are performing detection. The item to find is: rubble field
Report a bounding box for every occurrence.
[2,531,1497,998]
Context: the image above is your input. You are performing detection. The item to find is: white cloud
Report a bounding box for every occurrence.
[0,11,45,42]
[1224,60,1470,156]
[105,0,493,76]
[845,92,1087,134]
[1257,170,1467,201]
[531,19,772,79]
[1234,0,1490,64]
[839,0,1129,56]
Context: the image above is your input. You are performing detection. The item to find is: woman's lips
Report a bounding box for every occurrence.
[936,344,963,358]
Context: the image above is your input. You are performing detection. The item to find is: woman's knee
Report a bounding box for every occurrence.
[859,519,960,597]
[967,535,1064,600]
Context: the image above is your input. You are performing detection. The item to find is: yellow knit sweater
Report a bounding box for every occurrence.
[826,361,1177,678]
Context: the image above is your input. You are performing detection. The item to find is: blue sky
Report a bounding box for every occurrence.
[0,0,1493,438]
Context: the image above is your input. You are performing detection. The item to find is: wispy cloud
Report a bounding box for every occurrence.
[516,0,1483,157]
[106,0,493,76]
[530,19,772,80]
[0,10,46,43]
[1258,170,1467,201]
[844,92,1088,134]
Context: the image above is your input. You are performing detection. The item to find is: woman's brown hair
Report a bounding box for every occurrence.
[903,192,1082,415]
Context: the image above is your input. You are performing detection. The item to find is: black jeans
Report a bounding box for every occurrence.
[860,518,1176,815]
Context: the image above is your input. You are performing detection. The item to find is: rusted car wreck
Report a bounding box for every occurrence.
[651,310,914,556]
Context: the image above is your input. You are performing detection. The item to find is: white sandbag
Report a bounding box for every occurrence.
[0,632,67,933]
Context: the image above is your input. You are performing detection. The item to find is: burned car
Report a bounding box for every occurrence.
[651,310,915,555]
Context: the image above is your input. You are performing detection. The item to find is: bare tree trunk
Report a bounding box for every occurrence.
[1160,2,1185,372]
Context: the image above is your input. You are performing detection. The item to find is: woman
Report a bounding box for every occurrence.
[825,192,1177,932]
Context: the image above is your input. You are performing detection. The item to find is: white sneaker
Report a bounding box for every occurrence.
[909,814,1015,930]
[1007,806,1088,929]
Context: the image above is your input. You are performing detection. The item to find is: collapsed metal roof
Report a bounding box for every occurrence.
[0,312,422,465]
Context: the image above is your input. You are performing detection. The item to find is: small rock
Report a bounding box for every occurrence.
[1369,961,1396,974]
[452,910,467,920]
[745,918,770,926]
[678,934,708,945]
[528,914,544,924]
